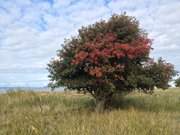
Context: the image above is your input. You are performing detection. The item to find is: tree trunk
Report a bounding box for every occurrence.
[95,98,106,113]
[95,96,113,113]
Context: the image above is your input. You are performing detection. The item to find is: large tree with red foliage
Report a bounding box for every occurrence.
[48,14,176,112]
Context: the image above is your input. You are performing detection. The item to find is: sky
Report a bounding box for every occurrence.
[0,0,180,87]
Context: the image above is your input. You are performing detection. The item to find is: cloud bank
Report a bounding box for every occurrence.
[0,0,180,87]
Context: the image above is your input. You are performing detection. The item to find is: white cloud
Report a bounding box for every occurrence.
[0,0,180,87]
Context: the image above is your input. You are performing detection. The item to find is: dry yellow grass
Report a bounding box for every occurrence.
[0,88,180,135]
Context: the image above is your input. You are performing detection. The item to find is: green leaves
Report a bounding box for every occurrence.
[175,77,180,87]
[48,14,176,107]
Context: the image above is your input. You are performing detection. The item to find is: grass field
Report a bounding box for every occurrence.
[1,88,180,135]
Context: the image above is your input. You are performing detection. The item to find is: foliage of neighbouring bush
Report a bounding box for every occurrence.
[175,77,180,87]
[48,14,176,111]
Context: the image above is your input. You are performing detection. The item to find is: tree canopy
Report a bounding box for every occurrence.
[48,14,176,111]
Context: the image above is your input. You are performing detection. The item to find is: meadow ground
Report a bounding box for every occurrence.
[0,88,180,135]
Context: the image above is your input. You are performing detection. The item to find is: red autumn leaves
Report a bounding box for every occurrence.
[71,32,151,78]
[89,67,103,78]
[71,51,88,65]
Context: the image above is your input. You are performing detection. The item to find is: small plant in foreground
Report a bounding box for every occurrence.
[175,77,180,87]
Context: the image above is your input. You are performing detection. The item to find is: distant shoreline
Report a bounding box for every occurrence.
[0,87,64,93]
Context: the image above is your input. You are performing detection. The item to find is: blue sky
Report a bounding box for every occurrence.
[0,0,180,87]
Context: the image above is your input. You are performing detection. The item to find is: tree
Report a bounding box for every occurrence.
[175,77,180,87]
[143,58,177,89]
[48,14,176,112]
